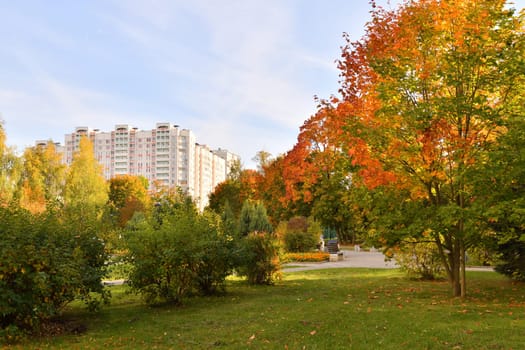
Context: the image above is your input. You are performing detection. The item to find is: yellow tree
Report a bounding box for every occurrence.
[336,0,524,296]
[19,142,66,213]
[108,174,150,227]
[64,137,108,227]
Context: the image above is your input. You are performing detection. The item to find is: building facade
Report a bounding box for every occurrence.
[60,122,239,210]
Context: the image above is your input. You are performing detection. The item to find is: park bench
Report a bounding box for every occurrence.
[326,240,344,262]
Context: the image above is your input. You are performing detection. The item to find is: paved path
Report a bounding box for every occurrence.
[283,250,396,272]
[282,250,494,273]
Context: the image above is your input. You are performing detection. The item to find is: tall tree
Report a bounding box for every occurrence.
[18,142,66,213]
[252,150,273,174]
[336,0,524,297]
[64,137,108,226]
[0,123,21,206]
[208,168,260,218]
[239,200,273,236]
[281,105,356,239]
[208,179,242,217]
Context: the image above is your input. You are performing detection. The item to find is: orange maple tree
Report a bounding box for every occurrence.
[332,0,524,297]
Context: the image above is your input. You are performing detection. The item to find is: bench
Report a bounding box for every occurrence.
[326,240,344,262]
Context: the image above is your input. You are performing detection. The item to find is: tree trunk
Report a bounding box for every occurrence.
[451,241,462,297]
[435,235,461,297]
[460,239,466,298]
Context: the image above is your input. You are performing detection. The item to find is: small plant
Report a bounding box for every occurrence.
[238,232,281,285]
[391,238,444,280]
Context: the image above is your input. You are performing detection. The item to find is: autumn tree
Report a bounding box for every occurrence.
[336,0,524,296]
[256,155,290,225]
[64,136,108,227]
[252,150,273,174]
[108,174,150,227]
[281,106,356,240]
[207,168,260,218]
[18,142,66,213]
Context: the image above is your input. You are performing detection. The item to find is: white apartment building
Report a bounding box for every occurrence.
[60,122,239,210]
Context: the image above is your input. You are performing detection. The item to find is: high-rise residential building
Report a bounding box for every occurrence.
[58,122,239,210]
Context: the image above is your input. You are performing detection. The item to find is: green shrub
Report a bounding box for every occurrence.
[105,259,133,280]
[0,207,108,341]
[238,232,281,285]
[194,211,235,295]
[282,217,322,253]
[125,206,234,304]
[392,239,444,280]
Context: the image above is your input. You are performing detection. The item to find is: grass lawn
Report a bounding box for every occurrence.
[7,269,525,349]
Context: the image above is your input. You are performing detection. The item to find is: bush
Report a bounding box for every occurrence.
[494,238,525,281]
[194,211,235,295]
[238,232,281,285]
[392,239,444,280]
[0,207,108,341]
[125,205,234,304]
[282,217,322,253]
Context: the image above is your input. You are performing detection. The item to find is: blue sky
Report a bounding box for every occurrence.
[1,1,524,168]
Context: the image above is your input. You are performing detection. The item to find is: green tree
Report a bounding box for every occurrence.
[311,158,355,243]
[221,200,240,237]
[239,200,273,236]
[208,179,242,217]
[0,123,21,206]
[236,201,279,284]
[472,108,525,280]
[62,136,110,293]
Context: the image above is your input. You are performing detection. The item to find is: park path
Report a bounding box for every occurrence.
[282,250,494,273]
[282,250,396,272]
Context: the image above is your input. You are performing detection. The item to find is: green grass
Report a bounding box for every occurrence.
[7,269,525,349]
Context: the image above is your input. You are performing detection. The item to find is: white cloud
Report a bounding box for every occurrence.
[1,0,347,167]
[100,0,328,165]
